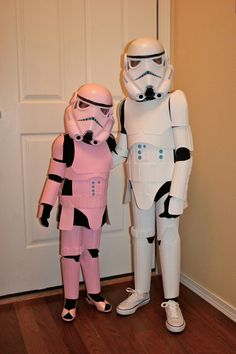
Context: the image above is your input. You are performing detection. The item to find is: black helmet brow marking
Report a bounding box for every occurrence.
[77,95,112,108]
[127,51,165,59]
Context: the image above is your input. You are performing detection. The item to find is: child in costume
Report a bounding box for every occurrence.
[115,38,193,333]
[38,83,127,321]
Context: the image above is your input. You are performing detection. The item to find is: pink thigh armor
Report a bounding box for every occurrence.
[60,226,102,257]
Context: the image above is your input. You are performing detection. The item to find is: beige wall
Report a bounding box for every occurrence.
[171,0,236,307]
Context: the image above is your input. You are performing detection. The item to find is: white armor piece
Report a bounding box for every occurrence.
[117,38,193,304]
[112,132,128,168]
[125,89,193,213]
[123,37,174,101]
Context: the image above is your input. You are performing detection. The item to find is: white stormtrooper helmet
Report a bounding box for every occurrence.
[123,37,173,101]
[65,83,114,145]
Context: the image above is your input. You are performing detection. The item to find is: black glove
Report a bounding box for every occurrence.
[40,203,53,227]
[159,195,180,219]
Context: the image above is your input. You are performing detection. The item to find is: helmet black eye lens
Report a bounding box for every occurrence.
[153,57,162,65]
[78,101,89,109]
[130,60,141,68]
[100,108,109,115]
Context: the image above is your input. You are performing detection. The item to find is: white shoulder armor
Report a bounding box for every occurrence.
[170,90,189,127]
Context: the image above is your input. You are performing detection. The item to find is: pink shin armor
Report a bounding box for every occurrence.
[65,83,114,145]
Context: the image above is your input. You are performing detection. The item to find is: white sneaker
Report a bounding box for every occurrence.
[161,300,186,333]
[116,288,150,315]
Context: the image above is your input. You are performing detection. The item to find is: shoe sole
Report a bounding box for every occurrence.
[166,320,186,333]
[116,298,150,315]
[61,315,76,322]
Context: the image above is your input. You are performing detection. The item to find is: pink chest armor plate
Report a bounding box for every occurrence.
[59,141,113,231]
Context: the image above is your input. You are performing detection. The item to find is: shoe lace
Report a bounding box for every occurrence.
[126,287,135,294]
[161,300,179,318]
[124,288,138,302]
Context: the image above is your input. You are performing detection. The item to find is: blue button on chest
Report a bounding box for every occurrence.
[137,144,147,160]
[158,149,164,159]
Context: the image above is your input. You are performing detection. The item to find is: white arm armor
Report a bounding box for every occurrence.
[112,100,128,168]
[112,132,128,168]
[169,90,193,214]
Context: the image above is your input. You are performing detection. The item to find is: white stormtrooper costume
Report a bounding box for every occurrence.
[115,38,193,333]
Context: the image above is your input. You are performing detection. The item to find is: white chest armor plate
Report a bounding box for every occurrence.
[124,96,175,210]
[125,95,175,149]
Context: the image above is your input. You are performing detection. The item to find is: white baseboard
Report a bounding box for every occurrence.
[180,273,236,323]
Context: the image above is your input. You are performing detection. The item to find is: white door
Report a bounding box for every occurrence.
[0,0,166,296]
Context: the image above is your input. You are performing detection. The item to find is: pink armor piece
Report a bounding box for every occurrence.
[39,135,113,230]
[61,226,102,299]
[66,83,114,145]
[39,178,62,207]
[48,158,65,177]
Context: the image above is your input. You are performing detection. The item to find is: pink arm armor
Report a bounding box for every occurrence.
[40,178,63,206]
[48,158,66,177]
[39,135,66,207]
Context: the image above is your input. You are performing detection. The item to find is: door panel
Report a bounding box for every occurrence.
[0,0,158,296]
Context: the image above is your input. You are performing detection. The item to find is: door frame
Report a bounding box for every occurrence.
[158,0,171,58]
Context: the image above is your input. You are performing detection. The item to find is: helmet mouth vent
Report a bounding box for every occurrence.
[82,130,93,143]
[145,86,155,100]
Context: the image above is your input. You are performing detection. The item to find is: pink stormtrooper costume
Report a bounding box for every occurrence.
[38,83,127,321]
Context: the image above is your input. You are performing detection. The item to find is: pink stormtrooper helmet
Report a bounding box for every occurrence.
[65,83,114,145]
